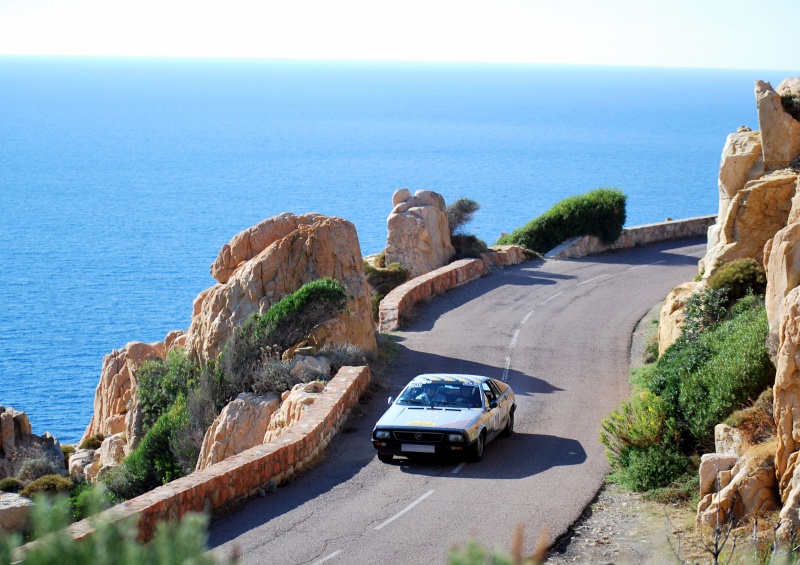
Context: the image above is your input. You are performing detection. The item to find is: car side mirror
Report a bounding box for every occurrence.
[388,397,394,405]
[489,400,498,409]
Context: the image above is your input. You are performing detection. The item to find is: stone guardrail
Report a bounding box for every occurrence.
[378,258,491,333]
[54,366,371,544]
[544,214,717,260]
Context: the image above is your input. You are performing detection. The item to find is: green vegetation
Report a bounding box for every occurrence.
[602,289,774,492]
[0,495,216,565]
[60,445,75,469]
[497,187,627,254]
[446,198,490,260]
[0,478,23,493]
[19,475,73,498]
[707,258,767,307]
[782,93,800,122]
[363,261,409,322]
[136,347,199,432]
[79,434,104,450]
[16,458,64,484]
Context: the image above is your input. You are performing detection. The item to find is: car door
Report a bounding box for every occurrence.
[481,381,502,440]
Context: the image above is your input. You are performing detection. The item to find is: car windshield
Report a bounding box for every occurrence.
[396,382,482,408]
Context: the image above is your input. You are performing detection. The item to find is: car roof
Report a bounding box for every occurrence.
[409,374,491,386]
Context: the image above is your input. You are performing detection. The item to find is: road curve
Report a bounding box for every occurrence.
[208,238,706,564]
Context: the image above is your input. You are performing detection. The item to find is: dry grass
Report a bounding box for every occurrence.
[725,388,776,446]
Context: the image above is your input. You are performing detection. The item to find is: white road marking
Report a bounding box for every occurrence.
[502,357,511,382]
[510,329,520,348]
[452,462,466,474]
[627,260,666,271]
[577,274,609,286]
[541,291,563,304]
[311,550,342,565]
[521,310,534,324]
[375,490,435,530]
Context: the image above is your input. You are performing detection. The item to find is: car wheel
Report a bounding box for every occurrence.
[378,452,394,463]
[468,433,484,462]
[501,409,515,437]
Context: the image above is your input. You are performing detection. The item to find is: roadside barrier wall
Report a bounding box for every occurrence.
[60,366,371,544]
[545,215,716,259]
[378,258,490,333]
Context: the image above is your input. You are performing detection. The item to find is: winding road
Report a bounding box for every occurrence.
[208,238,706,564]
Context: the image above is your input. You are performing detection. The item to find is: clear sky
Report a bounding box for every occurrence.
[0,0,796,70]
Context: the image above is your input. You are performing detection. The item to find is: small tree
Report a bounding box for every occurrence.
[446,198,480,236]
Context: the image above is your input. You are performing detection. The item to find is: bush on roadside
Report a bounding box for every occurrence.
[613,445,690,492]
[446,198,480,236]
[497,187,627,254]
[0,478,24,493]
[679,287,729,342]
[19,475,73,498]
[364,262,409,322]
[600,390,673,459]
[450,234,489,261]
[136,347,200,432]
[317,343,373,372]
[707,258,767,307]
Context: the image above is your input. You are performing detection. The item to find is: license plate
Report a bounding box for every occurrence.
[401,444,435,453]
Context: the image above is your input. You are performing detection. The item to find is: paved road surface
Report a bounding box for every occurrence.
[208,238,706,564]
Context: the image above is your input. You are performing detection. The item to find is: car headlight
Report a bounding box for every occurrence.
[375,430,390,439]
[447,433,464,442]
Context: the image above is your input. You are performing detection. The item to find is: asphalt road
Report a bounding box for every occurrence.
[208,238,706,565]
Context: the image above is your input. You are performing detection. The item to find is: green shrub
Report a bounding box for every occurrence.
[19,475,73,498]
[218,277,348,400]
[450,234,489,261]
[600,390,673,460]
[363,261,409,297]
[642,473,701,505]
[782,93,800,122]
[0,478,23,493]
[79,433,104,450]
[614,446,690,492]
[708,258,766,306]
[497,187,627,253]
[17,458,64,483]
[102,403,188,500]
[68,481,114,521]
[252,360,297,395]
[0,496,215,565]
[679,286,728,343]
[317,343,373,372]
[136,347,200,432]
[446,198,480,236]
[60,445,76,469]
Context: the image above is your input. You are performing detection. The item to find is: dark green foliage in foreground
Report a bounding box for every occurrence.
[0,478,23,493]
[0,495,215,565]
[707,258,767,307]
[67,480,114,521]
[102,403,188,501]
[783,93,800,122]
[136,347,200,432]
[497,187,627,253]
[602,295,774,491]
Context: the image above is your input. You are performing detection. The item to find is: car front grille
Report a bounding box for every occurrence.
[393,431,444,442]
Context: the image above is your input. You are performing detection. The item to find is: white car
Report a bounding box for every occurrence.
[371,373,516,463]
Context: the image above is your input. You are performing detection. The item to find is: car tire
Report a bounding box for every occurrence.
[501,409,515,437]
[468,433,484,462]
[378,452,394,463]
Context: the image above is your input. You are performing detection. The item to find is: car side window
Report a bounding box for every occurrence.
[482,382,496,406]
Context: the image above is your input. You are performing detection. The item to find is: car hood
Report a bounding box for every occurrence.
[375,404,481,430]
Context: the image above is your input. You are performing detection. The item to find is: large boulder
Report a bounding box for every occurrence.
[774,286,800,497]
[384,189,455,278]
[0,493,34,534]
[186,214,376,365]
[715,130,764,225]
[0,407,62,480]
[263,381,325,443]
[703,170,798,275]
[756,80,800,171]
[765,222,800,352]
[658,281,701,355]
[195,393,280,471]
[80,340,165,450]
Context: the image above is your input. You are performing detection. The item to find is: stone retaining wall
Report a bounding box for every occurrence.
[61,366,370,544]
[545,215,716,259]
[378,259,490,333]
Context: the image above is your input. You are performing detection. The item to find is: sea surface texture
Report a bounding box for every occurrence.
[0,58,789,442]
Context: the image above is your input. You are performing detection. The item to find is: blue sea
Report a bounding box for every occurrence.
[0,57,791,442]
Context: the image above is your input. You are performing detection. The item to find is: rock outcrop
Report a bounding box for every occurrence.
[80,340,165,450]
[0,407,62,480]
[263,381,324,443]
[658,281,701,355]
[481,245,529,267]
[196,393,280,470]
[385,189,455,278]
[756,80,800,172]
[0,493,34,534]
[186,213,376,365]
